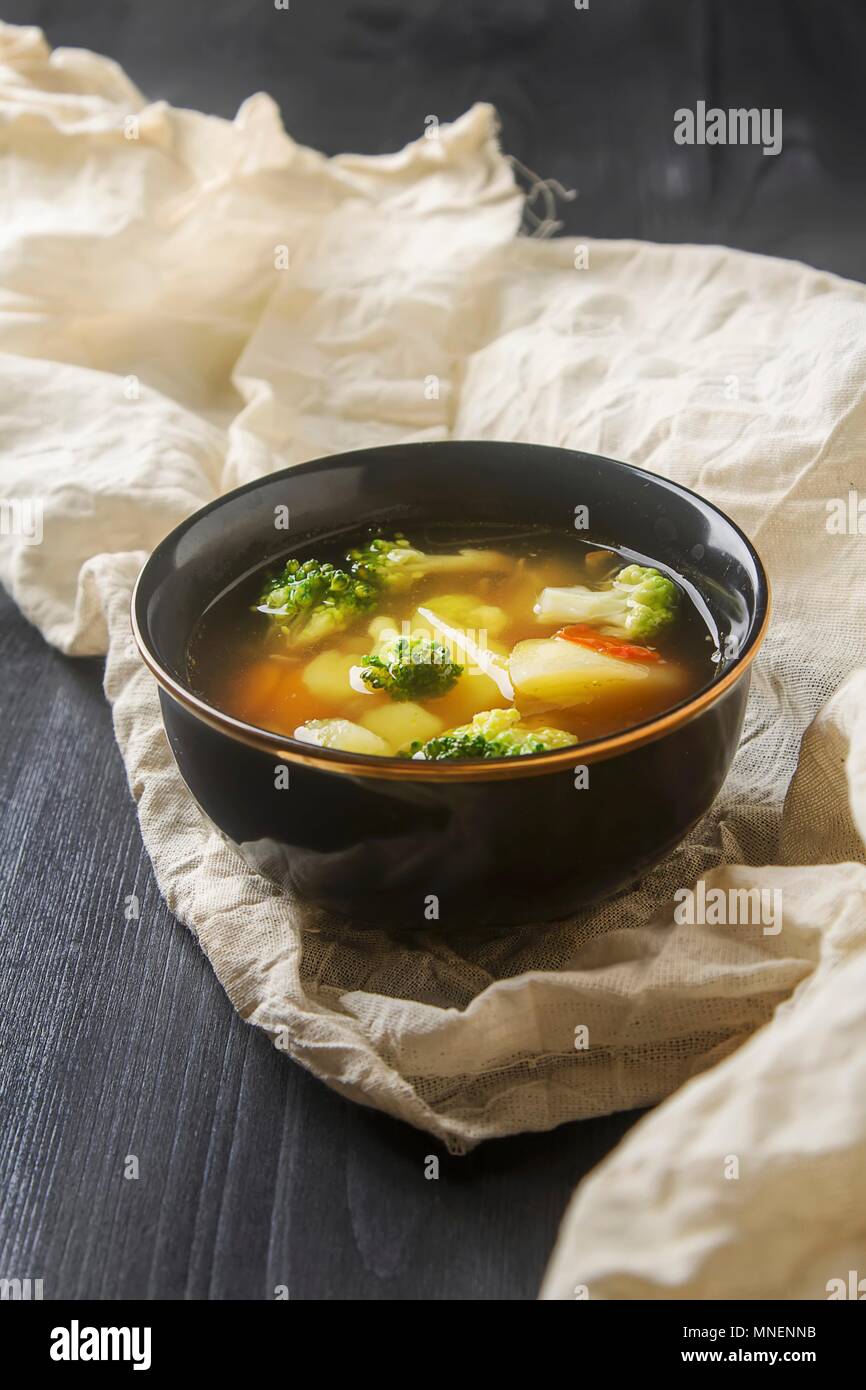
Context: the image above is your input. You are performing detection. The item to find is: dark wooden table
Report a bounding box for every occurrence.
[2,0,864,1300]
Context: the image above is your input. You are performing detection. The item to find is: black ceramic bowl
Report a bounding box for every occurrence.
[132,442,769,930]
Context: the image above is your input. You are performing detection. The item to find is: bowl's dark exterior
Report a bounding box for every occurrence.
[135,441,769,931]
[158,672,750,928]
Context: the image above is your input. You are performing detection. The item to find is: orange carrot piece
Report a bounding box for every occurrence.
[555,624,663,662]
[235,659,283,712]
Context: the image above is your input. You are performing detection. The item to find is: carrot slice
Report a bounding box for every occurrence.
[554,624,663,662]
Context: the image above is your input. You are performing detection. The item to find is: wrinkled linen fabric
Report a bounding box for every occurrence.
[2,23,866,1295]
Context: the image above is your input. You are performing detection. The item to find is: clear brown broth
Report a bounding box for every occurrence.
[186,526,718,749]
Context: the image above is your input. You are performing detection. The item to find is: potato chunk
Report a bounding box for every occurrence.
[302,650,365,703]
[294,719,393,756]
[510,637,661,711]
[431,667,511,727]
[368,615,399,643]
[360,702,444,752]
[414,593,508,639]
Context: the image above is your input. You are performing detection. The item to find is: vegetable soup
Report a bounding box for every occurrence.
[186,526,718,760]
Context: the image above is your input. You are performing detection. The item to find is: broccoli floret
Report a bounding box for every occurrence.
[413,708,577,760]
[614,565,679,637]
[358,634,463,702]
[257,557,378,649]
[347,535,512,594]
[258,533,513,649]
[535,564,678,640]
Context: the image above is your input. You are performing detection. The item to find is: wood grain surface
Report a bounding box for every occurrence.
[1,0,864,1300]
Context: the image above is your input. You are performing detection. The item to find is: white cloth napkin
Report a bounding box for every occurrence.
[2,22,865,1296]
